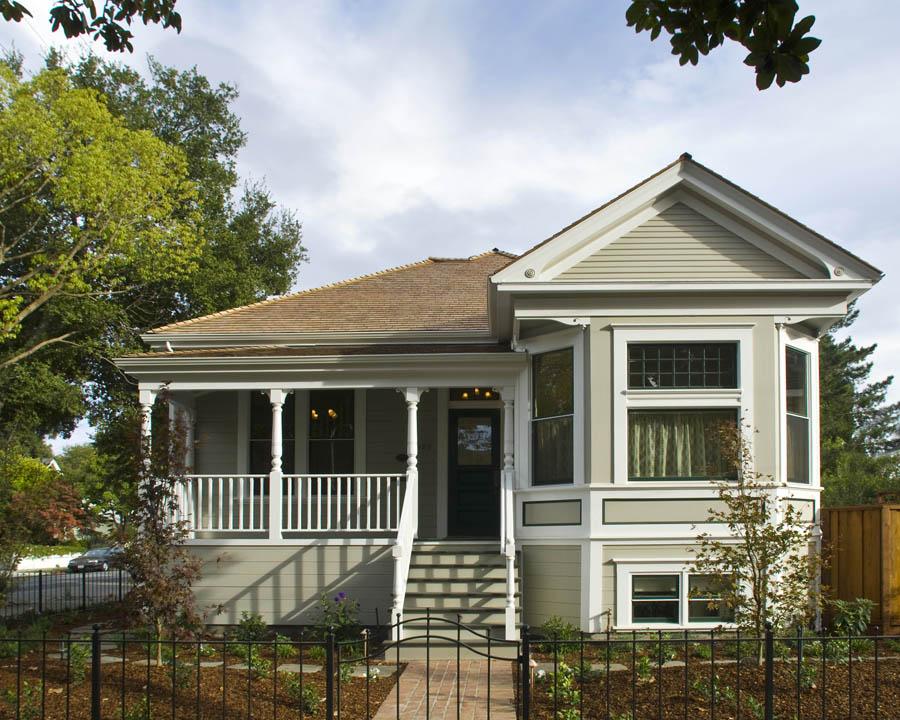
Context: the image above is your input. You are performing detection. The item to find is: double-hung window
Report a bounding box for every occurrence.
[785,347,810,484]
[626,342,739,482]
[531,348,574,485]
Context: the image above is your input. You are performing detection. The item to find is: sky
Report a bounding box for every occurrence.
[1,1,897,452]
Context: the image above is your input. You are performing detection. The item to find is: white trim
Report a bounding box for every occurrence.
[141,330,498,350]
[612,324,755,485]
[780,328,821,490]
[497,280,871,294]
[613,560,737,630]
[519,328,586,487]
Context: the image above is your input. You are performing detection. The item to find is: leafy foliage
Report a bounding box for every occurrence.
[828,597,875,636]
[0,1,181,53]
[625,1,822,90]
[233,610,268,642]
[820,304,900,506]
[691,424,822,654]
[121,389,203,662]
[314,591,360,642]
[538,615,581,655]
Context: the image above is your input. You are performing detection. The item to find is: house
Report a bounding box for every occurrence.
[115,154,882,639]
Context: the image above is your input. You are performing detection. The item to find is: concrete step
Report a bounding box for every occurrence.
[401,608,520,627]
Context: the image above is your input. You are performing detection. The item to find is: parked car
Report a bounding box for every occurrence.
[67,547,124,573]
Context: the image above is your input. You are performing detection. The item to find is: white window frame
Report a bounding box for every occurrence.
[612,324,754,485]
[521,328,585,486]
[779,328,820,488]
[614,560,737,629]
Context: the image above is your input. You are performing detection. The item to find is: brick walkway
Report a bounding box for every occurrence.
[373,659,517,720]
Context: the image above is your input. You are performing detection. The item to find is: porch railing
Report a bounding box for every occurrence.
[178,473,405,535]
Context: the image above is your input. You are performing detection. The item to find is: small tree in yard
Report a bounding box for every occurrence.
[122,389,203,663]
[691,424,822,659]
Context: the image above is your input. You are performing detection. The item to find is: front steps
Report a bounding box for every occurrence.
[397,542,520,659]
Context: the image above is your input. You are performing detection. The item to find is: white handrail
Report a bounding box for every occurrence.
[391,468,418,640]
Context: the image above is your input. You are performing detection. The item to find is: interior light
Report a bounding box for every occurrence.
[310,409,319,420]
[461,392,469,399]
[484,390,492,398]
[327,408,338,419]
[474,387,480,395]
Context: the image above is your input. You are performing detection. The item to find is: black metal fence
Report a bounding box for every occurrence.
[0,616,898,720]
[1,568,132,620]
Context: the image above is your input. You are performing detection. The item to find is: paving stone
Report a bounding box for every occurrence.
[199,661,223,668]
[590,662,629,672]
[273,663,322,674]
[349,663,398,678]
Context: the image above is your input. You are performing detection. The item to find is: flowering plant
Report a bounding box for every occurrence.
[314,590,360,641]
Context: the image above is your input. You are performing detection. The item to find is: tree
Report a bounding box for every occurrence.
[0,65,203,368]
[0,451,85,603]
[625,1,822,90]
[0,0,181,52]
[122,390,203,661]
[820,304,900,506]
[691,425,822,658]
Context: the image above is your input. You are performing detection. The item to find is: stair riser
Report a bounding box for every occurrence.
[407,566,510,581]
[404,595,509,611]
[402,610,517,626]
[405,580,515,594]
[410,553,506,566]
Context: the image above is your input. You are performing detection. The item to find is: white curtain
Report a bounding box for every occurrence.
[629,410,732,479]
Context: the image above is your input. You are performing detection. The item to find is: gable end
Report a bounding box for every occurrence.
[555,203,809,281]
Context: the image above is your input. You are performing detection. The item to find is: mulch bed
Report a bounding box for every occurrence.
[528,657,900,719]
[0,641,402,720]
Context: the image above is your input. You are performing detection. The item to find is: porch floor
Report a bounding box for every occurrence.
[373,659,516,720]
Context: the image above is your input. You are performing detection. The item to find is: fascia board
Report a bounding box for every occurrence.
[490,163,684,283]
[497,279,872,294]
[140,329,496,349]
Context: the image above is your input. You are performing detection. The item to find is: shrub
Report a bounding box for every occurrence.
[280,673,321,714]
[538,615,580,655]
[68,642,91,683]
[3,680,42,720]
[234,611,268,641]
[829,598,876,636]
[274,634,297,659]
[304,644,326,662]
[124,698,149,720]
[314,592,360,642]
[546,662,581,720]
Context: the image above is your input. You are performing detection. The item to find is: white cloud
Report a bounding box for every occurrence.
[2,0,899,435]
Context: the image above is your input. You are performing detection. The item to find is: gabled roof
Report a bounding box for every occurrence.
[145,250,515,340]
[492,153,884,285]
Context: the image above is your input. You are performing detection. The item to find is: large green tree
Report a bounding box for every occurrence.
[626,1,821,90]
[820,305,900,506]
[0,62,203,449]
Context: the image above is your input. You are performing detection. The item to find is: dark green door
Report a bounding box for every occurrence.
[448,409,501,538]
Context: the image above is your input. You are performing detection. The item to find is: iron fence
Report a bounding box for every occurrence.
[1,568,132,620]
[0,616,897,719]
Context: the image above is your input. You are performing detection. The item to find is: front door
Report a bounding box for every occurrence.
[448,409,501,538]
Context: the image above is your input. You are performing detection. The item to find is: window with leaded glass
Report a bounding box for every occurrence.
[531,348,574,485]
[628,343,738,389]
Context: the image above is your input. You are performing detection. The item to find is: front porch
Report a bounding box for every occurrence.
[139,378,523,638]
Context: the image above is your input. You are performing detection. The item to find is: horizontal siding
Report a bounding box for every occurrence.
[522,545,581,626]
[190,544,393,626]
[557,203,805,280]
[194,392,238,475]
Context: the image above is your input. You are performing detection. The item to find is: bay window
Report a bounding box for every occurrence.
[531,348,574,485]
[785,347,810,484]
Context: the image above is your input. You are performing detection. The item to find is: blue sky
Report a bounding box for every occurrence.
[1,1,897,451]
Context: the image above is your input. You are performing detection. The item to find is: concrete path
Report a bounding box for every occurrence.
[374,659,516,720]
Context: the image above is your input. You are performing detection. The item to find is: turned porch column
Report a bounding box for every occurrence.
[138,387,157,471]
[267,389,287,541]
[402,387,424,538]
